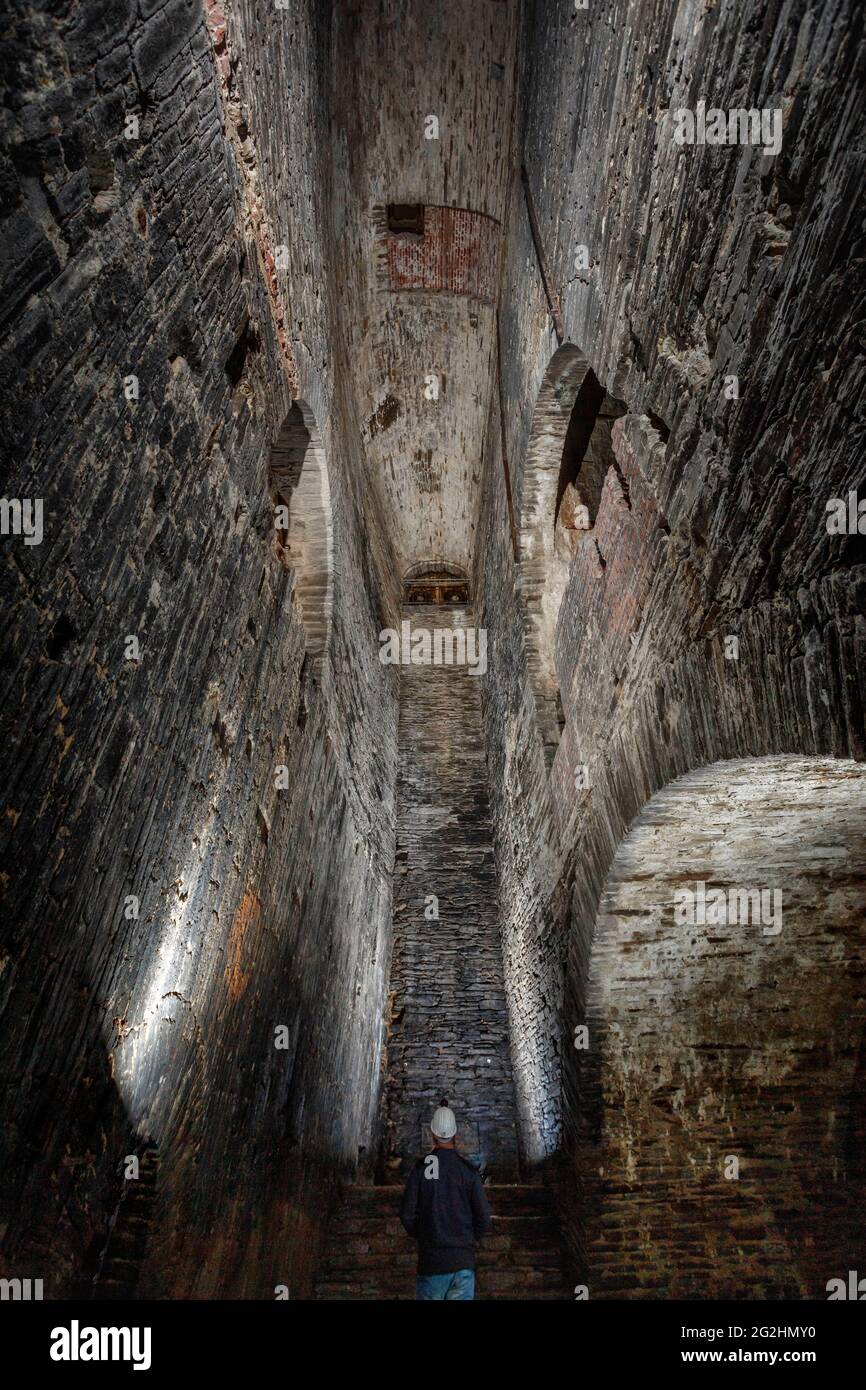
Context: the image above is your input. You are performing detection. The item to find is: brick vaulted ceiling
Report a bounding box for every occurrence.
[331,0,521,578]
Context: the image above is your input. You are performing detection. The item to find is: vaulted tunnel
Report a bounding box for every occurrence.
[572,757,866,1298]
[0,0,864,1314]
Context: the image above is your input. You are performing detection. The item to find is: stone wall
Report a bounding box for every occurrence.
[475,0,866,1250]
[1,0,864,1303]
[329,0,521,577]
[382,606,519,1179]
[578,756,866,1297]
[0,0,399,1298]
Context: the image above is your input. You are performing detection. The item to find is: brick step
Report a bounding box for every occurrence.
[326,1212,560,1240]
[328,1185,557,1216]
[328,1198,557,1218]
[480,1242,563,1266]
[315,1184,569,1301]
[317,1262,566,1290]
[481,1186,559,1214]
[92,1147,161,1300]
[316,1284,569,1295]
[479,1268,567,1292]
[323,1228,561,1262]
[319,1229,565,1253]
[316,1276,569,1301]
[98,1258,141,1278]
[93,1279,137,1300]
[104,1227,150,1250]
[332,1182,554,1195]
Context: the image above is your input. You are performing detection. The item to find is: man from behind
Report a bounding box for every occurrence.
[399,1101,492,1300]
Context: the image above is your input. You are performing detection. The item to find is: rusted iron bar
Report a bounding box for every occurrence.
[496,310,520,563]
[521,164,564,345]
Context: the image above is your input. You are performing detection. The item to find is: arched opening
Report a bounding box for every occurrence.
[570,755,866,1297]
[402,561,470,606]
[518,344,625,767]
[268,401,333,666]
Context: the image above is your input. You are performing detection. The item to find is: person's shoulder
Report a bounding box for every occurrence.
[454,1152,482,1176]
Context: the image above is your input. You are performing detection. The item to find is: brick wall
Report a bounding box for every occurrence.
[0,0,400,1298]
[382,605,519,1178]
[577,757,866,1296]
[475,0,866,1266]
[381,205,500,302]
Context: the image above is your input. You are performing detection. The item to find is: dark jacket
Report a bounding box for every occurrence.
[400,1147,492,1275]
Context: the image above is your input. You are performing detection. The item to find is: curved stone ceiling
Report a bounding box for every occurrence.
[331,0,520,579]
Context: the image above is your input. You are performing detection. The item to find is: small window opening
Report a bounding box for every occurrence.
[226,320,258,388]
[266,401,333,668]
[387,203,425,237]
[555,372,627,534]
[647,410,670,444]
[45,613,77,663]
[403,565,470,606]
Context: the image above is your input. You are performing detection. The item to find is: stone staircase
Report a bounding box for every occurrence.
[314,1183,571,1299]
[91,1148,160,1299]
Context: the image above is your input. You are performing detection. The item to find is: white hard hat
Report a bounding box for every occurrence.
[431,1105,457,1140]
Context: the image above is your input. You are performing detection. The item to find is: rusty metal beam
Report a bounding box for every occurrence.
[521,164,564,345]
[496,310,520,563]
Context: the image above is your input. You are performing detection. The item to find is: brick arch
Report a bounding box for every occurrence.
[502,399,865,1180]
[571,754,866,1297]
[268,400,334,668]
[403,558,469,583]
[517,344,624,767]
[376,204,501,302]
[402,559,470,605]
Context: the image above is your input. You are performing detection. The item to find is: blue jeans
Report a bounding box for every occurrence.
[416,1268,476,1300]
